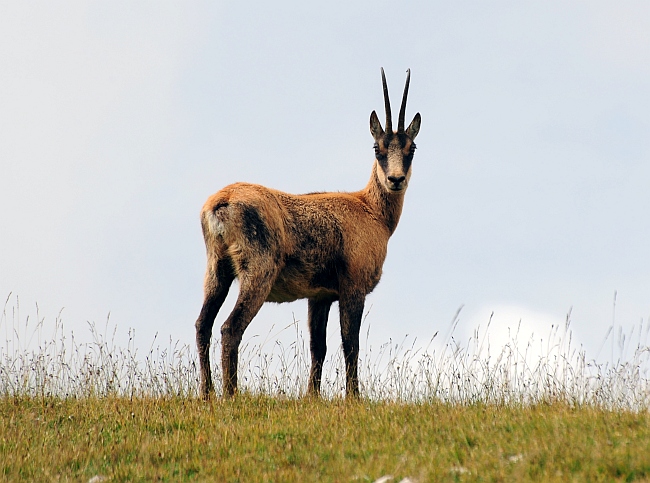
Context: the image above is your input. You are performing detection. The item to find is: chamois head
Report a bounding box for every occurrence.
[369,68,421,193]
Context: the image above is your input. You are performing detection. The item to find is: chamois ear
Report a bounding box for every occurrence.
[370,110,384,140]
[406,113,421,140]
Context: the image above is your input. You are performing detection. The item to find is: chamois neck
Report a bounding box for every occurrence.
[362,161,406,235]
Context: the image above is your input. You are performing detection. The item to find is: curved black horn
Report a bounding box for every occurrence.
[381,67,393,134]
[398,69,411,133]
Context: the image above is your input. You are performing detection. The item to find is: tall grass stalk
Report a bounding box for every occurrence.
[2,295,650,409]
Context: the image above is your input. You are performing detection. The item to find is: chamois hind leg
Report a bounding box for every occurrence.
[196,257,235,399]
[307,298,333,396]
[339,290,365,398]
[220,267,277,397]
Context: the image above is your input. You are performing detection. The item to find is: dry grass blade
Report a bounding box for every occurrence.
[2,296,650,409]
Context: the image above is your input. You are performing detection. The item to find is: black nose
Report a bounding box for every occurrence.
[387,176,406,184]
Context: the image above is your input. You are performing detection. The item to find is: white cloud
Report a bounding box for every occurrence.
[458,305,576,363]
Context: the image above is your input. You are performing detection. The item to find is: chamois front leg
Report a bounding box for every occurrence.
[195,258,234,399]
[339,291,365,398]
[307,298,333,396]
[220,270,276,397]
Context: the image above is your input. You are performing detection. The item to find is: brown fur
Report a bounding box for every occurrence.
[195,69,421,398]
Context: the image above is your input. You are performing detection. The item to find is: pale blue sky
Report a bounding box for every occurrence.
[1,2,649,360]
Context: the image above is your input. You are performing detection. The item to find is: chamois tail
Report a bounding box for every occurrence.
[200,196,233,253]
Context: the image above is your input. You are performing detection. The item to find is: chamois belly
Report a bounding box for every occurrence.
[265,259,339,303]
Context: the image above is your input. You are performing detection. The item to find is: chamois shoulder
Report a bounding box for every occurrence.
[297,189,381,219]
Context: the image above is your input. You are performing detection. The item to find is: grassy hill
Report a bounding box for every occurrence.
[3,301,650,480]
[3,396,650,481]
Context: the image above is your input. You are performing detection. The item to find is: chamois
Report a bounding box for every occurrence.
[196,68,421,398]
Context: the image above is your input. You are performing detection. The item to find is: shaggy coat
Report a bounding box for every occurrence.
[196,69,421,398]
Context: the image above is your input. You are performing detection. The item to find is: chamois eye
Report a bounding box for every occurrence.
[373,143,386,159]
[409,143,417,155]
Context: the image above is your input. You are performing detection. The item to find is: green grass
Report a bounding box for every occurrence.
[3,296,650,481]
[2,396,650,481]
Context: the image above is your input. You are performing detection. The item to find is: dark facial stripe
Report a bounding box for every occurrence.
[374,132,415,173]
